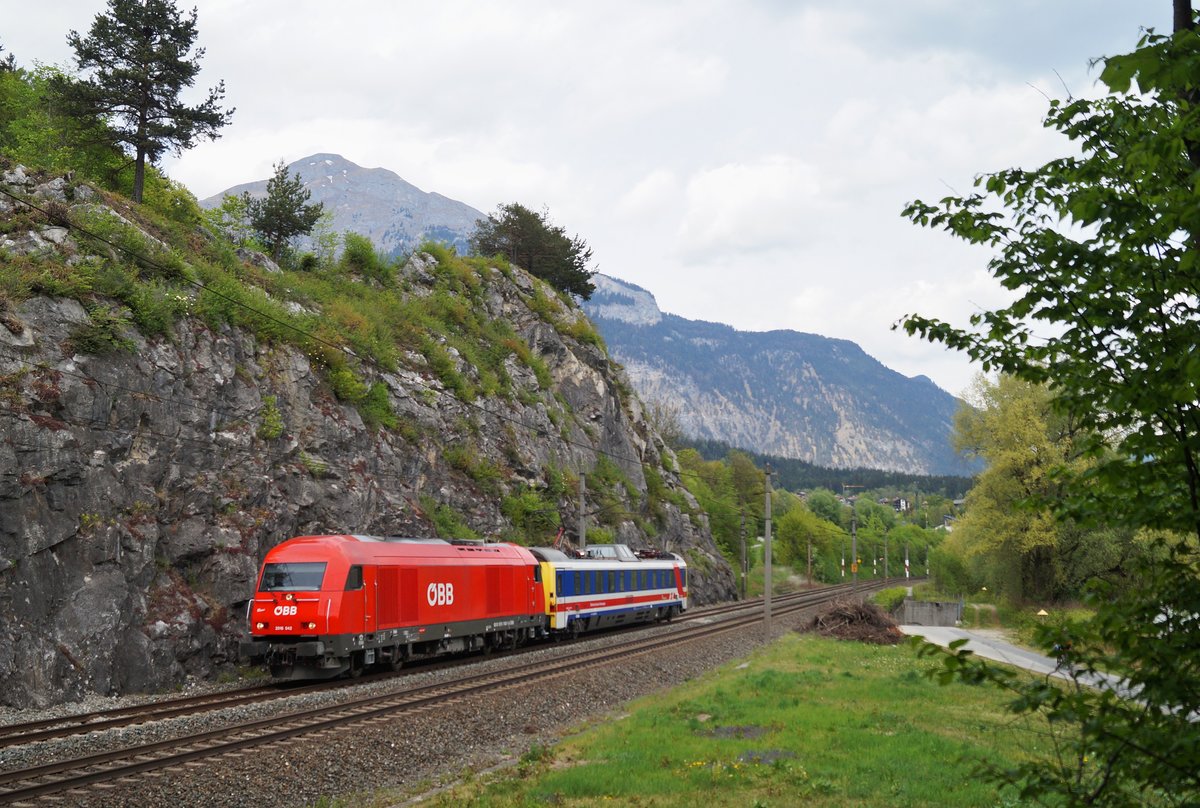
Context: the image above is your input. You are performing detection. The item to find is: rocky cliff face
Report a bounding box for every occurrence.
[584,275,974,476]
[0,167,735,708]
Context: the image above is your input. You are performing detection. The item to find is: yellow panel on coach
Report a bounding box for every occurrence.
[538,560,565,628]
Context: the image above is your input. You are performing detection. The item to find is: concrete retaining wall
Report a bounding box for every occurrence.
[899,599,962,627]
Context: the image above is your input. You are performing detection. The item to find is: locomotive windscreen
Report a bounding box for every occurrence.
[259,562,327,591]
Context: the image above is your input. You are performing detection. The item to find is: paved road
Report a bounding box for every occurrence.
[899,625,1129,693]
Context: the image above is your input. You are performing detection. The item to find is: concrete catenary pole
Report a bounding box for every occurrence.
[740,511,747,599]
[763,464,773,634]
[579,472,587,550]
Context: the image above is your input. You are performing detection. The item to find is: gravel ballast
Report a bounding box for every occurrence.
[0,610,815,807]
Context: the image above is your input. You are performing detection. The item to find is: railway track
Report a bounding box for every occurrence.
[0,580,888,804]
[0,580,869,751]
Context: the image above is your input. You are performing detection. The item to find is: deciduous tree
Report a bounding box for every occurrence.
[903,4,1200,802]
[0,42,17,72]
[60,0,232,203]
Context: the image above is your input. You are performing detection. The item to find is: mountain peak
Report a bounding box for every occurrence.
[201,153,486,258]
[582,281,972,476]
[589,274,663,326]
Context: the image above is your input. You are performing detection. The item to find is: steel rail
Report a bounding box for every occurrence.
[0,581,887,804]
[0,578,893,754]
[0,582,863,749]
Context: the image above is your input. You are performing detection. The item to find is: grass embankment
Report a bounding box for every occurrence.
[387,634,1042,807]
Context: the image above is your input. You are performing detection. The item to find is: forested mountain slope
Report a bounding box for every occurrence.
[583,275,974,476]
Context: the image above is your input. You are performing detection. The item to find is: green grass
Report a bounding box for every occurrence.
[744,561,808,598]
[413,634,1042,808]
[872,586,909,613]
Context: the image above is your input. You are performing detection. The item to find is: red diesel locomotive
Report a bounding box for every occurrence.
[240,534,688,679]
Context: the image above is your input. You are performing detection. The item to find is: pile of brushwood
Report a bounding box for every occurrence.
[806,599,904,645]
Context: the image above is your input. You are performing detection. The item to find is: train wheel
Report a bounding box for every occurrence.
[389,647,404,672]
[348,651,365,678]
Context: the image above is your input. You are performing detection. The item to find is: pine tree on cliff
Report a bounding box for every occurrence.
[243,161,325,264]
[470,202,596,299]
[58,0,233,203]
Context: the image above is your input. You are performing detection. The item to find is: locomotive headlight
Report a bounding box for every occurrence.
[284,593,294,601]
[255,621,267,630]
[302,621,317,630]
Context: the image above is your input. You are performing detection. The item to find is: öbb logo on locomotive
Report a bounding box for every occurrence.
[242,535,689,680]
[426,582,454,606]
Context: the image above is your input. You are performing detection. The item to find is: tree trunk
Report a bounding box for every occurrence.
[133,147,146,204]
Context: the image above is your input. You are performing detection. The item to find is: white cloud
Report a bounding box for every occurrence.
[616,170,680,220]
[678,156,822,257]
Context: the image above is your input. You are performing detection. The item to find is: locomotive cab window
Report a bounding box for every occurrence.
[344,565,364,591]
[259,562,326,592]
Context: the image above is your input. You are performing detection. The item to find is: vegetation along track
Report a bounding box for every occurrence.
[0,580,889,804]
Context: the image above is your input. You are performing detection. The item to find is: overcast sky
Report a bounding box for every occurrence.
[2,1,1171,396]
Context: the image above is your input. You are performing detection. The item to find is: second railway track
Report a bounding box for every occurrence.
[0,580,889,805]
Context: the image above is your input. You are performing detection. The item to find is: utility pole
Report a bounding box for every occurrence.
[739,511,747,599]
[764,464,773,635]
[843,484,861,587]
[849,504,859,585]
[852,504,857,587]
[579,472,587,550]
[884,533,889,580]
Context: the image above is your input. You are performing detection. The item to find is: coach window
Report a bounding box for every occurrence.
[345,565,364,591]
